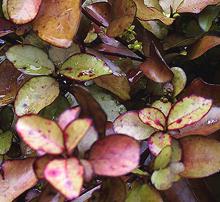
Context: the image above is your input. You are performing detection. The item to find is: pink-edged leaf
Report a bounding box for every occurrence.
[113,111,156,140]
[148,132,172,156]
[180,136,220,178]
[44,158,84,200]
[151,100,172,117]
[89,135,140,176]
[139,107,166,130]
[0,158,37,202]
[64,118,93,154]
[167,95,212,130]
[7,0,42,24]
[16,115,64,154]
[57,107,80,130]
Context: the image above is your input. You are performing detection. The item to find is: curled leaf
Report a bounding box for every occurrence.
[89,135,140,176]
[16,115,64,154]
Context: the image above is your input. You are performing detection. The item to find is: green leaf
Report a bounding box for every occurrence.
[6,45,55,75]
[151,100,172,116]
[60,53,112,81]
[0,106,14,131]
[0,131,13,155]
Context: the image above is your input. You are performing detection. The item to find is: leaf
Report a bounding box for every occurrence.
[153,146,172,170]
[89,135,140,176]
[148,132,172,156]
[140,43,173,83]
[2,0,9,19]
[180,136,220,178]
[16,115,64,154]
[188,35,220,60]
[171,139,182,162]
[57,107,80,130]
[7,0,42,24]
[167,95,212,130]
[33,0,81,48]
[60,53,112,81]
[0,60,29,107]
[0,131,13,154]
[177,0,220,13]
[159,0,184,15]
[0,17,16,37]
[0,158,37,202]
[64,118,93,154]
[151,100,172,117]
[44,158,84,200]
[171,67,187,97]
[113,111,156,140]
[126,183,163,202]
[15,76,59,116]
[133,0,174,25]
[6,45,55,75]
[106,0,136,37]
[139,107,166,130]
[94,74,131,101]
[0,106,14,131]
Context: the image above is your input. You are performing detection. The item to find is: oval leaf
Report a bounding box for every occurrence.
[180,136,220,178]
[60,53,112,81]
[6,45,55,75]
[15,76,59,116]
[89,135,140,176]
[16,115,64,154]
[139,107,166,130]
[0,131,13,155]
[167,95,212,130]
[113,111,156,140]
[7,0,42,24]
[151,100,172,117]
[44,158,84,200]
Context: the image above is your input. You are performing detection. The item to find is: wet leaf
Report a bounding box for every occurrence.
[113,111,156,140]
[60,53,112,81]
[64,118,93,154]
[167,95,212,130]
[180,136,220,178]
[159,0,184,15]
[177,0,220,13]
[151,100,172,117]
[15,76,59,116]
[89,135,140,176]
[33,0,81,48]
[57,107,80,130]
[140,43,173,83]
[148,132,172,156]
[7,0,42,24]
[44,158,84,200]
[188,35,220,60]
[6,45,55,75]
[133,0,174,25]
[106,0,136,37]
[139,107,166,130]
[0,158,37,202]
[16,115,64,154]
[0,130,13,154]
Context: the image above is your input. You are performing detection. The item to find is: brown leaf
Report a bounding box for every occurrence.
[188,35,220,60]
[0,158,37,202]
[140,43,173,83]
[33,0,81,48]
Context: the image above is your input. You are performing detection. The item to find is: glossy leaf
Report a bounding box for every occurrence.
[64,118,93,154]
[167,95,212,130]
[14,76,59,116]
[148,132,172,156]
[33,0,81,48]
[60,53,112,81]
[139,107,166,130]
[106,0,136,37]
[180,136,220,178]
[16,115,64,154]
[151,100,172,117]
[7,0,42,24]
[113,111,156,140]
[89,135,140,176]
[0,131,13,154]
[6,45,55,75]
[0,158,37,202]
[44,158,84,200]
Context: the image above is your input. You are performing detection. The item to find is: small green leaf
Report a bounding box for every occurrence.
[0,131,13,155]
[151,100,172,117]
[60,53,112,81]
[6,45,55,75]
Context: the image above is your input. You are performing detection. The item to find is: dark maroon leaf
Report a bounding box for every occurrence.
[0,18,16,37]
